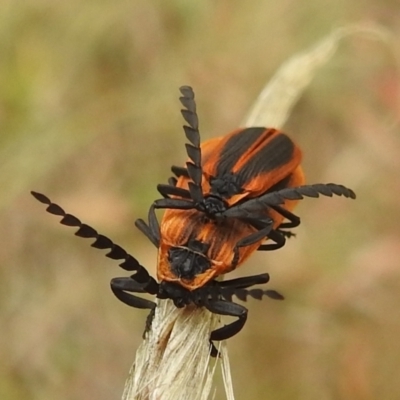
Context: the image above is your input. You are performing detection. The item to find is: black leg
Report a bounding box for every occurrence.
[270,205,300,228]
[153,197,195,210]
[231,222,274,268]
[167,176,178,187]
[134,204,160,248]
[111,277,158,338]
[257,229,286,251]
[236,222,274,248]
[205,277,284,355]
[204,299,249,357]
[157,183,191,199]
[110,277,158,309]
[218,273,270,289]
[207,300,248,346]
[171,165,189,178]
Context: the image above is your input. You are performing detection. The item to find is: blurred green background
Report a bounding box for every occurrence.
[1,1,400,399]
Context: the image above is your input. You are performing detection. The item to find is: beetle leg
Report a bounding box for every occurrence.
[171,165,189,178]
[168,176,178,187]
[270,205,300,228]
[153,197,195,210]
[205,278,284,355]
[257,229,286,251]
[218,273,270,289]
[231,222,274,267]
[110,277,158,338]
[237,223,274,247]
[134,204,160,248]
[208,301,248,355]
[158,179,177,198]
[157,183,191,199]
[110,276,158,307]
[206,300,248,356]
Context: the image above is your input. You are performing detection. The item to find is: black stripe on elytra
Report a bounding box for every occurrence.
[235,133,295,188]
[178,214,201,245]
[215,128,269,177]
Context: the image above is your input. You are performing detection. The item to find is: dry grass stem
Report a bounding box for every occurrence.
[244,23,391,128]
[122,300,219,400]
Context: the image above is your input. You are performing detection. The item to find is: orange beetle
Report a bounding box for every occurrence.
[31,86,355,355]
[150,86,355,291]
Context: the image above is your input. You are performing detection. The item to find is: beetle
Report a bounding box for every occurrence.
[31,191,283,356]
[155,86,355,257]
[147,86,356,289]
[121,87,354,347]
[31,85,356,355]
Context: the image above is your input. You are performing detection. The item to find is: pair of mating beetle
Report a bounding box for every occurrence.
[32,86,355,356]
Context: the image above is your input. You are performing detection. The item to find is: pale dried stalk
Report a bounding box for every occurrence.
[124,24,390,400]
[122,300,219,400]
[243,23,391,128]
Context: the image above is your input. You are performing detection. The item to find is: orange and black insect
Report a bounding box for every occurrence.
[145,86,355,286]
[155,87,355,254]
[31,86,355,355]
[107,86,355,350]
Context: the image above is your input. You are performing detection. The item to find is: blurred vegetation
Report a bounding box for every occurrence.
[1,1,400,399]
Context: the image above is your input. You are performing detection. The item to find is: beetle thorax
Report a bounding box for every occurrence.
[202,195,227,216]
[210,173,242,198]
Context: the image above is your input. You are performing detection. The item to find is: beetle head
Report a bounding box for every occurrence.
[168,239,211,280]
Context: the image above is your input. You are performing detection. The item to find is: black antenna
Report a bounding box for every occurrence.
[30,191,158,292]
[223,183,356,217]
[179,86,204,204]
